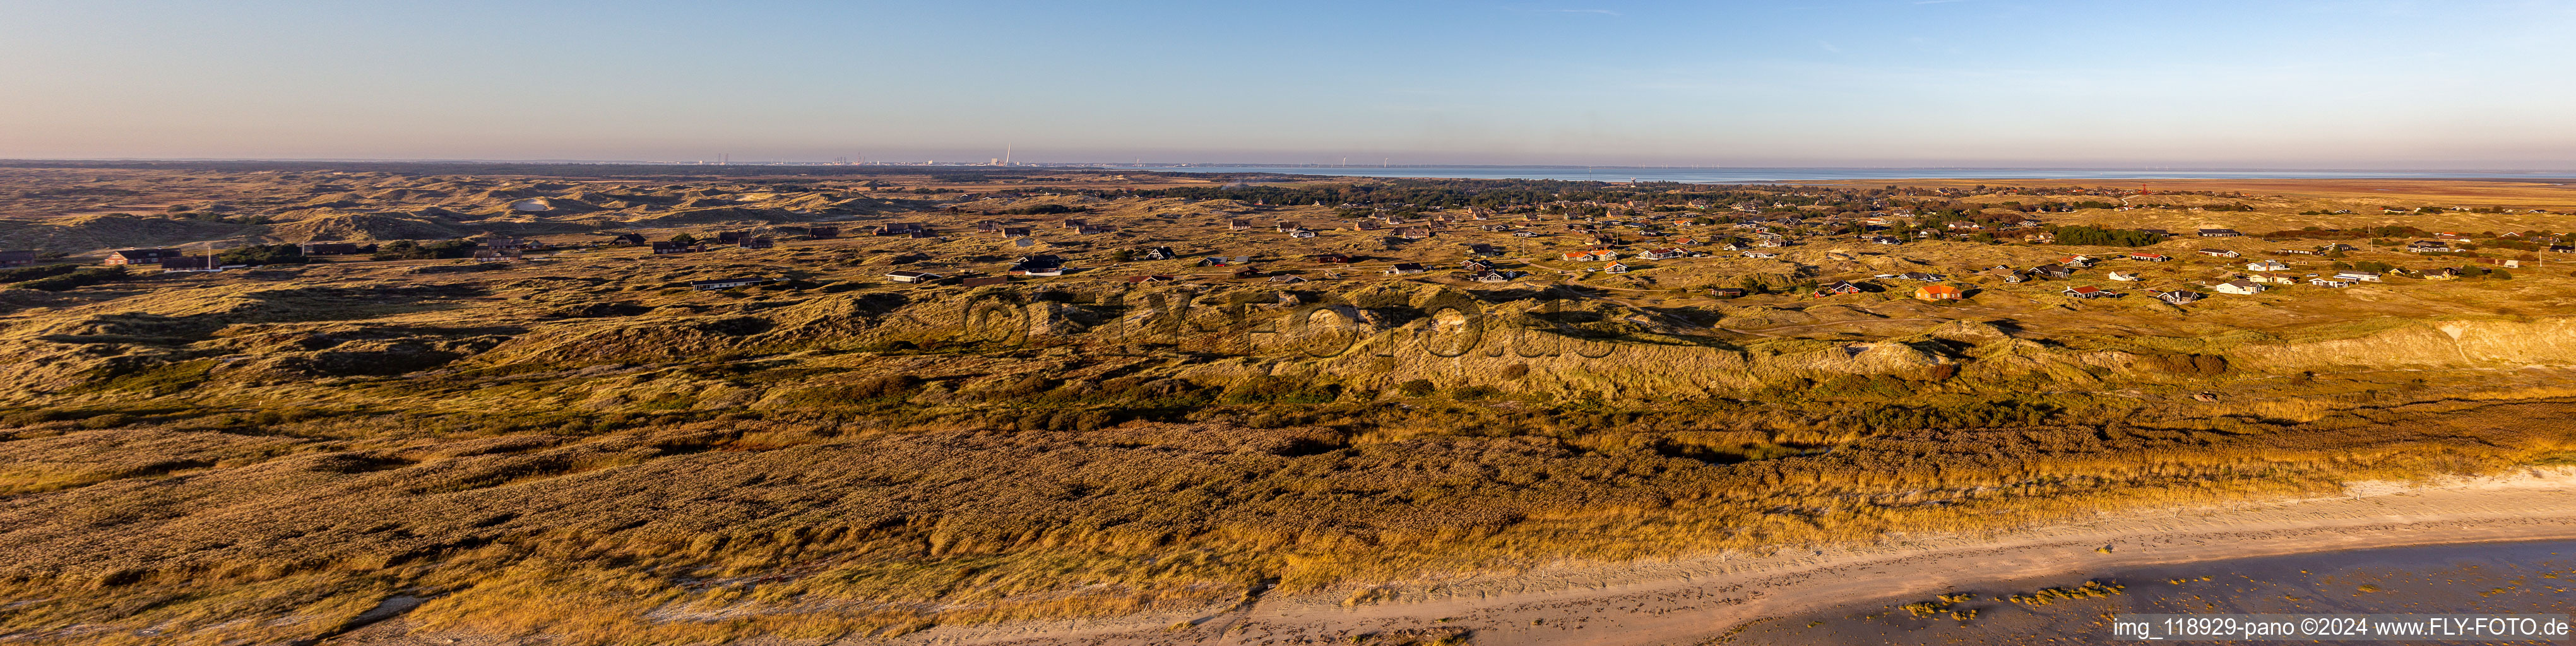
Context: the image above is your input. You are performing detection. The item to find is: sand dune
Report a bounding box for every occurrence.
[888,468,2576,646]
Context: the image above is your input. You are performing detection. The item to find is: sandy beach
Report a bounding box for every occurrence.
[892,467,2576,646]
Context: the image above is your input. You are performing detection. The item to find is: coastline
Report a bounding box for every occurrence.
[890,467,2576,646]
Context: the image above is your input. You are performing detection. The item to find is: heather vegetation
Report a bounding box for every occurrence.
[0,165,2572,644]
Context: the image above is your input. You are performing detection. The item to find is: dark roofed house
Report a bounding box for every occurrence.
[999,226,1032,237]
[875,222,928,236]
[2197,228,2243,237]
[1077,225,1115,235]
[2155,290,2205,305]
[739,236,776,249]
[159,255,222,273]
[714,232,745,245]
[1228,219,1252,230]
[482,237,532,250]
[1060,218,1088,229]
[1139,246,1178,261]
[650,242,700,254]
[1467,243,1503,256]
[884,270,944,284]
[689,277,775,291]
[105,248,184,266]
[300,242,362,255]
[610,233,649,245]
[1384,262,1427,275]
[2032,264,2075,279]
[808,226,840,238]
[1310,253,1353,264]
[1813,281,1865,297]
[472,249,523,262]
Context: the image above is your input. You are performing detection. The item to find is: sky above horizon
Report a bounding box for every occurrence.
[4,1,2573,169]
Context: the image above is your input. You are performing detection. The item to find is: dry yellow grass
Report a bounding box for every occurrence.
[0,166,2570,644]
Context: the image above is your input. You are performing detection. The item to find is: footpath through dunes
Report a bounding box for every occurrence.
[886,467,2576,646]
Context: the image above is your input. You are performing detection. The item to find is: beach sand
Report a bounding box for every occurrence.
[891,467,2576,645]
[1730,539,2573,645]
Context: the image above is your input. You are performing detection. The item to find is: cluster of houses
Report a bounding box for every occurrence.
[93,248,249,273]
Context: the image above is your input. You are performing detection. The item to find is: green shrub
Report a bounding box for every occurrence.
[1396,379,1437,397]
[217,244,311,266]
[370,239,476,261]
[17,268,133,291]
[1221,375,1339,405]
[77,413,135,430]
[0,264,79,284]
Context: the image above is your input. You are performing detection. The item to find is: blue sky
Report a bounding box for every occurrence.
[4,1,2572,168]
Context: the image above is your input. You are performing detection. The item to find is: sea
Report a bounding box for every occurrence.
[1112,165,2576,184]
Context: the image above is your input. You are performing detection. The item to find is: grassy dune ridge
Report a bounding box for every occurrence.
[2,284,2571,643]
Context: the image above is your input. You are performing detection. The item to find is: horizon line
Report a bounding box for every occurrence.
[6,157,2576,176]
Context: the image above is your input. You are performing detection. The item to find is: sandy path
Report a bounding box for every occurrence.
[893,467,2576,646]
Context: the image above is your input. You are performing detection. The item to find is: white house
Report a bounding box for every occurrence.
[2246,260,2289,271]
[2332,272,2383,283]
[2214,280,2266,295]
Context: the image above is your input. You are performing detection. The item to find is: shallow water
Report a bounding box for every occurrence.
[1121,165,2576,184]
[1726,540,2576,645]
